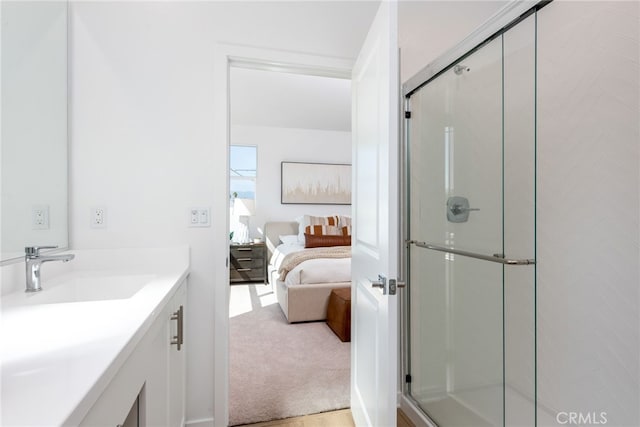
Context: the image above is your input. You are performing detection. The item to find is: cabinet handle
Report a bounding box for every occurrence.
[236,248,252,251]
[236,258,252,262]
[170,305,184,351]
[236,268,252,272]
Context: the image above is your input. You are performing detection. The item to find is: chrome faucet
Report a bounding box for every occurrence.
[25,246,75,292]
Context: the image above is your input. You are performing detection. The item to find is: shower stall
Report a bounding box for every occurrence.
[402,4,539,426]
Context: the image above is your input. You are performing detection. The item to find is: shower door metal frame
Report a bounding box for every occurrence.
[399,1,550,425]
[402,0,548,98]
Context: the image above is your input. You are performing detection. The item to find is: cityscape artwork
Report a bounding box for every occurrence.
[281,162,351,205]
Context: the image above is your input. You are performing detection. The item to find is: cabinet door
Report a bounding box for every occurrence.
[169,280,187,426]
[80,306,168,427]
[144,306,170,426]
[80,281,186,427]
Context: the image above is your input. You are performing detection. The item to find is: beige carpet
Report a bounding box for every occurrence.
[229,284,350,426]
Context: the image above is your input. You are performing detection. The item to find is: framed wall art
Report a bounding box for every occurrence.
[281,162,351,205]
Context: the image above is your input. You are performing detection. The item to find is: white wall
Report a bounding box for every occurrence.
[70,5,218,423]
[231,125,351,240]
[536,2,639,425]
[68,2,376,425]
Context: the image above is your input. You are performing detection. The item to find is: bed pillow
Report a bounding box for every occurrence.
[339,215,352,228]
[305,224,342,236]
[279,235,299,246]
[297,214,340,244]
[304,233,351,248]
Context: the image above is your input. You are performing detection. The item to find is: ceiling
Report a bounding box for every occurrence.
[227,1,380,133]
[230,67,351,132]
[228,0,509,133]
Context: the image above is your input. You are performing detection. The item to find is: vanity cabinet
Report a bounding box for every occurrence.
[79,280,187,427]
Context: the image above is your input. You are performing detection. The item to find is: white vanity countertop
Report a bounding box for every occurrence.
[0,246,190,426]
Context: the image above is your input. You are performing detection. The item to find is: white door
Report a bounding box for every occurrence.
[350,1,399,426]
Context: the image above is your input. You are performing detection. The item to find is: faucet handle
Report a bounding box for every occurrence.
[25,246,58,257]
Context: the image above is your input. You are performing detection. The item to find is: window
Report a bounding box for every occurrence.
[230,145,257,243]
[230,145,257,200]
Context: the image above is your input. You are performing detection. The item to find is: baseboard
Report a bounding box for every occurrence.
[185,417,214,427]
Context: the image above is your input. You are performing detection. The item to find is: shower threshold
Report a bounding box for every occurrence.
[411,384,538,427]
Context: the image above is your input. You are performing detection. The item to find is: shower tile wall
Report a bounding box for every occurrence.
[537,2,640,425]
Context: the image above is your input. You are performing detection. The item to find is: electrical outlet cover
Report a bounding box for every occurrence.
[32,205,50,230]
[190,209,199,224]
[91,206,107,229]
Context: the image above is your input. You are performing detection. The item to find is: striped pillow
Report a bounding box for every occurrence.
[339,215,352,228]
[309,214,339,227]
[297,214,340,244]
[305,225,342,236]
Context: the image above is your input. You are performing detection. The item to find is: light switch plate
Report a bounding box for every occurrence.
[189,207,210,227]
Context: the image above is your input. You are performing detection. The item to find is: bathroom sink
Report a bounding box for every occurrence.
[5,274,155,305]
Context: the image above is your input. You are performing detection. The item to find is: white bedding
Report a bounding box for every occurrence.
[270,243,351,286]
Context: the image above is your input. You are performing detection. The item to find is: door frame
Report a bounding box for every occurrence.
[212,44,353,427]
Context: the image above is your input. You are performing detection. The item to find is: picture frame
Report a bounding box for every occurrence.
[281,161,351,205]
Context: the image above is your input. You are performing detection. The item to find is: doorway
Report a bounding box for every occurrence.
[227,62,353,426]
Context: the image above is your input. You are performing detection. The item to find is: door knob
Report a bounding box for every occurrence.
[371,275,387,295]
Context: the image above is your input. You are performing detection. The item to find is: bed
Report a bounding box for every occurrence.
[264,221,351,323]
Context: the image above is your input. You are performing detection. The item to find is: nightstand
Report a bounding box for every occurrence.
[229,242,267,284]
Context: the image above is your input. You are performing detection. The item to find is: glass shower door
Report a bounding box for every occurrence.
[405,14,536,427]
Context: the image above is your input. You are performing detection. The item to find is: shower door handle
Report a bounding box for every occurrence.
[407,240,535,265]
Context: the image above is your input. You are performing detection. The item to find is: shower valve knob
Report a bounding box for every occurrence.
[450,204,479,215]
[447,196,479,223]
